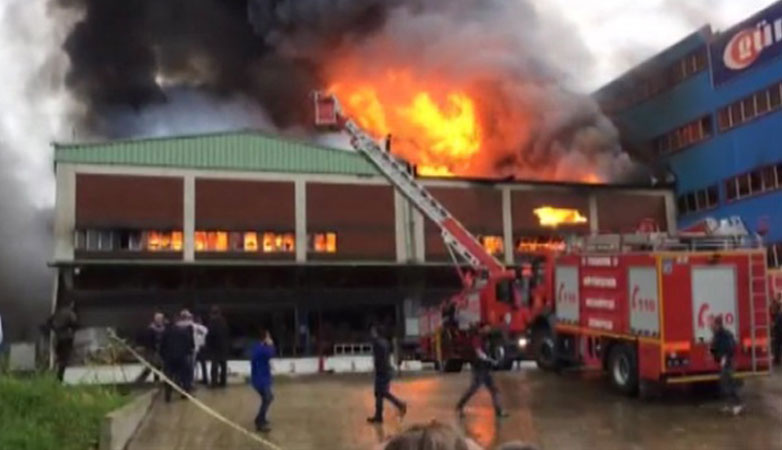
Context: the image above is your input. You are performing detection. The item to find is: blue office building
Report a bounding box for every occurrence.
[596,1,782,268]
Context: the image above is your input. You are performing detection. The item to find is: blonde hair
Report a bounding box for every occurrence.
[384,421,471,450]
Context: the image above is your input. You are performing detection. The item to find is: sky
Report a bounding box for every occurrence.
[535,0,779,90]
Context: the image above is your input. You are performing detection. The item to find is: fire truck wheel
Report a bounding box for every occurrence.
[608,344,638,395]
[533,329,558,371]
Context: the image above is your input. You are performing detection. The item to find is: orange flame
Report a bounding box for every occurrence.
[326,61,611,182]
[534,206,588,228]
[329,69,480,176]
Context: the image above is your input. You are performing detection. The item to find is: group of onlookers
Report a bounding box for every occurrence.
[134,307,276,432]
[135,306,231,401]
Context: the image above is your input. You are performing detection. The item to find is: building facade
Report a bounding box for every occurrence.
[52,130,674,356]
[595,1,782,268]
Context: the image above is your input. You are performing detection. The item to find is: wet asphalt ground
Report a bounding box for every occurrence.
[129,367,782,450]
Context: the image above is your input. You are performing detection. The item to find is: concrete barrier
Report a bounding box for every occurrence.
[65,356,430,385]
[99,389,157,450]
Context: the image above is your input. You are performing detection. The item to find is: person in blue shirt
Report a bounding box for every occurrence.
[251,328,275,432]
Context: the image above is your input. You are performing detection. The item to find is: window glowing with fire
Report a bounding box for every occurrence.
[478,235,504,255]
[194,231,295,253]
[74,229,340,254]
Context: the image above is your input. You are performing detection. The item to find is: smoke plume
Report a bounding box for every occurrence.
[53,0,640,182]
[0,0,78,340]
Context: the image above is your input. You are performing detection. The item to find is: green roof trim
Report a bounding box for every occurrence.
[54,130,380,176]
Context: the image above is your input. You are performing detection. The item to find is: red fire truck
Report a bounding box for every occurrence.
[533,232,773,394]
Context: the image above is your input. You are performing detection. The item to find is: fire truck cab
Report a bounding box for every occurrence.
[418,251,556,372]
[537,232,772,395]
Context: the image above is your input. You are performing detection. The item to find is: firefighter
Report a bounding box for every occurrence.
[710,315,743,415]
[46,301,79,382]
[772,293,782,366]
[251,327,275,432]
[367,324,408,424]
[456,323,508,418]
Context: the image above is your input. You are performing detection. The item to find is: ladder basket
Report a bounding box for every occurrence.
[314,92,340,127]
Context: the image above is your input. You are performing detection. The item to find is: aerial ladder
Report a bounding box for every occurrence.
[313,93,528,371]
[313,92,508,281]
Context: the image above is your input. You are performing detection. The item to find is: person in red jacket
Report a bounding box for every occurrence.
[251,328,275,432]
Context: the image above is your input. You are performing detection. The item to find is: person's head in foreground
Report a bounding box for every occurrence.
[383,421,480,450]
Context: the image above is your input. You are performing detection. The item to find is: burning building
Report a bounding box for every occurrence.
[51,130,674,356]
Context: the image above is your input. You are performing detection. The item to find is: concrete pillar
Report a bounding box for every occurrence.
[588,191,599,235]
[413,210,425,263]
[394,191,409,263]
[502,188,513,266]
[295,180,307,263]
[183,175,195,262]
[53,163,76,261]
[664,192,677,233]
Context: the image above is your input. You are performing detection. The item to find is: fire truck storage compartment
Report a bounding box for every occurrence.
[690,265,738,343]
[555,265,579,324]
[628,266,660,337]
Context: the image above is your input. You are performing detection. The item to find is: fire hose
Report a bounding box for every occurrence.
[107,329,284,450]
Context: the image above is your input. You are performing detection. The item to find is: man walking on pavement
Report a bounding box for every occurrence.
[135,311,166,384]
[47,301,79,382]
[251,328,275,433]
[367,324,407,424]
[161,310,195,402]
[207,305,230,388]
[456,322,508,418]
[710,314,743,415]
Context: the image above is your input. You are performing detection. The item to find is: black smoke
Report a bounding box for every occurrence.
[55,0,643,180]
[57,0,395,136]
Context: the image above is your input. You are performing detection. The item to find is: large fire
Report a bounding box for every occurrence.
[327,67,607,183]
[328,69,481,177]
[534,206,588,228]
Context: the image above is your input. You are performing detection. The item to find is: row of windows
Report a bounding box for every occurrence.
[601,47,708,114]
[480,236,569,255]
[74,230,338,254]
[193,231,296,253]
[74,230,184,252]
[654,116,713,156]
[717,82,782,132]
[677,185,719,216]
[725,163,782,202]
[677,161,782,216]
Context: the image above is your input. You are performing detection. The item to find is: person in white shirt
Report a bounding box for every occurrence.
[192,315,209,385]
[0,311,4,348]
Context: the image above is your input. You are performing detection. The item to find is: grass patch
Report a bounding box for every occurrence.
[0,374,127,450]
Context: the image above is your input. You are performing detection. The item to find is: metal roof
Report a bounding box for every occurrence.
[53,130,379,176]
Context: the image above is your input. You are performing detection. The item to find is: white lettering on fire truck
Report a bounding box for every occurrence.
[588,318,614,331]
[585,256,613,267]
[585,298,616,310]
[582,276,617,288]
